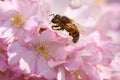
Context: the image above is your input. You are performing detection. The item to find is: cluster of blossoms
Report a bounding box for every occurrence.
[0,0,120,80]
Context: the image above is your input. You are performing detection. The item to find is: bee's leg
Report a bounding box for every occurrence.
[59,27,65,30]
[69,32,72,36]
[58,24,65,30]
[52,25,64,31]
[52,25,60,30]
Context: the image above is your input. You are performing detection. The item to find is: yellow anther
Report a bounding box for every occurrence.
[44,53,51,60]
[70,70,82,80]
[10,17,15,22]
[34,42,51,60]
[10,12,25,27]
[95,0,106,5]
[78,75,82,80]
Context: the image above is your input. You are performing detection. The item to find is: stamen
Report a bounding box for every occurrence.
[0,46,4,53]
[34,42,51,60]
[44,53,51,60]
[10,12,25,27]
[70,70,82,80]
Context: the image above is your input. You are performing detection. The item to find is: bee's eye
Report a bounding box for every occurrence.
[55,14,60,19]
[51,14,61,23]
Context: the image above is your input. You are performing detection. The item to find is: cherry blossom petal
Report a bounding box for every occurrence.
[9,0,39,18]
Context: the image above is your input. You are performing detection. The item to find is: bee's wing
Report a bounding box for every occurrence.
[69,22,85,34]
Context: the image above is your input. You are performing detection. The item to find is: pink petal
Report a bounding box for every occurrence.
[36,0,54,23]
[10,0,39,18]
[24,16,38,31]
[36,56,56,79]
[53,0,70,14]
[0,54,8,72]
[0,0,15,21]
[57,67,66,80]
[48,42,67,60]
[79,63,101,80]
[65,52,83,70]
[8,42,28,64]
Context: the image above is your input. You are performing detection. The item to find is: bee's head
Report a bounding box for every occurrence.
[51,14,61,23]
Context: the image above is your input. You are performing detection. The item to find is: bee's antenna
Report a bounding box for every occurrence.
[49,14,55,24]
[49,14,55,17]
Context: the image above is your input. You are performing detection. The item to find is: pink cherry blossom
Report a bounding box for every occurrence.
[96,52,120,80]
[7,24,69,80]
[87,3,120,80]
[98,52,120,80]
[61,32,101,80]
[69,0,105,9]
[35,1,120,80]
[0,0,120,80]
[111,73,120,80]
[96,4,120,44]
[0,0,39,43]
[56,30,119,80]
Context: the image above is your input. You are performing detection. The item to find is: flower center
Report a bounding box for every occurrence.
[70,70,82,80]
[34,42,51,60]
[10,12,25,27]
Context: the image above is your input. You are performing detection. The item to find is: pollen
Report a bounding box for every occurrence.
[44,53,51,60]
[95,0,106,5]
[78,75,82,80]
[34,42,51,60]
[70,70,82,80]
[10,12,25,27]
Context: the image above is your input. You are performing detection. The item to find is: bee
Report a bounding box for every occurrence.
[50,14,83,43]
